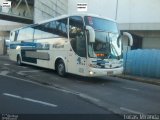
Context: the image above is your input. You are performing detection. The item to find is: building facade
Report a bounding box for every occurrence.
[68,0,160,49]
[0,0,68,54]
[34,0,68,23]
[1,0,159,54]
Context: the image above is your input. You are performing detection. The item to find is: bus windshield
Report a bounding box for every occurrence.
[84,16,121,59]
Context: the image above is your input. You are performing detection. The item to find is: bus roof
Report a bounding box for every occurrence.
[38,13,116,24]
[11,13,116,32]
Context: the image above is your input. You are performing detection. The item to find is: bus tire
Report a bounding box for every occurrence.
[17,55,22,66]
[56,59,66,77]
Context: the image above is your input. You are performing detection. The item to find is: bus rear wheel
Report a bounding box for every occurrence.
[56,60,66,77]
[17,55,22,66]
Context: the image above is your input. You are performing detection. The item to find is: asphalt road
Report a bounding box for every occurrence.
[0,56,160,118]
[0,75,109,114]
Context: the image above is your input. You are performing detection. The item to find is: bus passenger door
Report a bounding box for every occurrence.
[68,35,87,76]
[68,16,87,76]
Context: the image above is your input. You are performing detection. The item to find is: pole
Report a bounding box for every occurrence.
[115,0,118,20]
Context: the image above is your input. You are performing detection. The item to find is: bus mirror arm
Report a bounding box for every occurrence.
[117,35,121,47]
[86,26,95,43]
[117,32,133,47]
[123,32,133,46]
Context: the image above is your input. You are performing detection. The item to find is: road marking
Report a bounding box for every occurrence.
[120,107,142,114]
[50,83,100,102]
[75,92,100,102]
[1,74,100,104]
[0,71,9,76]
[122,87,139,91]
[4,64,10,66]
[3,93,57,107]
[17,70,44,75]
[0,74,66,92]
[17,66,26,68]
[3,93,21,99]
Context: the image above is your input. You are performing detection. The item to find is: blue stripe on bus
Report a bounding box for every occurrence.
[10,42,49,50]
[92,60,109,64]
[10,42,37,49]
[10,41,50,64]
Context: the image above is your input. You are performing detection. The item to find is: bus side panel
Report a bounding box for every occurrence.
[9,42,21,62]
[8,49,18,62]
[49,50,68,70]
[21,49,37,64]
[44,37,69,70]
[36,50,50,68]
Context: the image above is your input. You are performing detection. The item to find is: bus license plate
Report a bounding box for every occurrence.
[107,71,113,75]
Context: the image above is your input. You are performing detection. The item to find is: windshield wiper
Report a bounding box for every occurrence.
[108,33,120,59]
[110,43,120,60]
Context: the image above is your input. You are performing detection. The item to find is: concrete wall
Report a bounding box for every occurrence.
[0,39,5,55]
[0,21,25,55]
[68,0,160,49]
[142,31,160,49]
[0,31,9,38]
[68,0,117,20]
[0,0,68,54]
[0,31,9,55]
[68,0,160,30]
[34,0,68,23]
[142,37,160,49]
[0,0,31,41]
[131,31,160,49]
[0,20,26,31]
[117,0,160,24]
[143,38,160,49]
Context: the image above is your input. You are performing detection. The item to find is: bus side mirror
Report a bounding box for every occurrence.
[117,32,133,47]
[86,26,95,43]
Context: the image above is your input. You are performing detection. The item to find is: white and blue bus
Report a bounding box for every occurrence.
[9,14,133,77]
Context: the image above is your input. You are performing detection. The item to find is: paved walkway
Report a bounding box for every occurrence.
[116,74,160,86]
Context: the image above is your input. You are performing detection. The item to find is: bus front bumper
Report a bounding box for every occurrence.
[88,67,123,77]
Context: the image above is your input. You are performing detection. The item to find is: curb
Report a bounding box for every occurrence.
[115,75,160,86]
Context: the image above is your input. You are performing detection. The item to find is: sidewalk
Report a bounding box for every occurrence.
[115,74,160,86]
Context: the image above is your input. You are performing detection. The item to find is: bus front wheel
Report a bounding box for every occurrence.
[17,55,22,66]
[56,60,66,77]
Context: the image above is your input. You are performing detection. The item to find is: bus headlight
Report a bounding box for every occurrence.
[16,46,21,50]
[89,71,94,75]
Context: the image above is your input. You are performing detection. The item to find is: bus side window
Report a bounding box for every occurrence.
[69,16,86,57]
[49,21,58,36]
[56,18,68,38]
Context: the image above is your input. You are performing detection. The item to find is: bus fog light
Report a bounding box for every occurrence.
[89,71,94,75]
